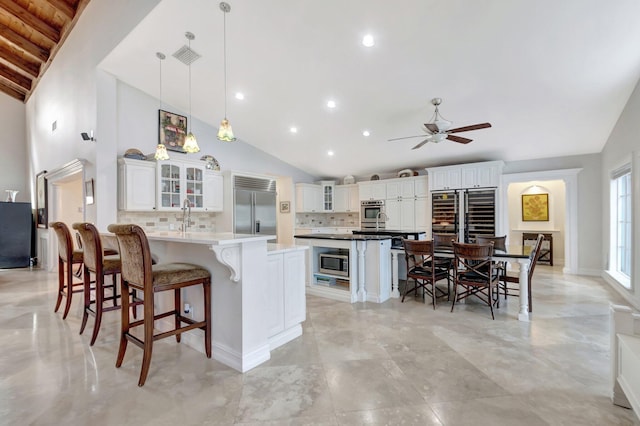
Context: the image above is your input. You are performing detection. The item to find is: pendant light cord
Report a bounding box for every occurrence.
[188,38,193,132]
[223,8,228,119]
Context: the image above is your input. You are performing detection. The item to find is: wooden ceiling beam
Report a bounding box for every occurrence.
[0,61,31,90]
[0,25,50,62]
[45,0,75,20]
[0,78,25,101]
[0,44,40,77]
[0,0,61,43]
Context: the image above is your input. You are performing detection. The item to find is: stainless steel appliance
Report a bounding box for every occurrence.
[431,188,496,242]
[234,175,277,235]
[360,200,386,230]
[319,252,349,277]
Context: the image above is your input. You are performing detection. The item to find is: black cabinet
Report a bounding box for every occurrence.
[0,202,33,268]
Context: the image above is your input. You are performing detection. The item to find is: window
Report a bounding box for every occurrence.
[610,165,632,288]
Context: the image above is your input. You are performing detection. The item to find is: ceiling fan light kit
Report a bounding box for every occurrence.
[388,97,492,150]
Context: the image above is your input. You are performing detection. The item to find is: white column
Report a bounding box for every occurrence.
[516,257,531,321]
[356,240,367,302]
[390,249,401,298]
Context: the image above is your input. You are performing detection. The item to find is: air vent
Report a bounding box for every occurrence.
[234,176,277,192]
[172,45,201,65]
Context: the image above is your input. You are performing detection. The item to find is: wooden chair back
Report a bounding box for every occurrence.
[452,241,495,282]
[51,222,73,263]
[107,224,153,291]
[476,235,507,251]
[403,239,436,273]
[72,223,104,273]
[433,233,457,248]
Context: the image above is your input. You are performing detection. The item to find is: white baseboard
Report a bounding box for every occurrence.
[269,325,302,351]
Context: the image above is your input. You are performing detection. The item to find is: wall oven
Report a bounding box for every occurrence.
[319,252,349,277]
[360,200,385,229]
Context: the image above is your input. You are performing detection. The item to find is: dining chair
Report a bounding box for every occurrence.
[401,239,450,308]
[107,223,211,387]
[500,233,544,312]
[451,241,500,320]
[73,222,126,346]
[51,222,84,319]
[432,233,457,280]
[476,235,508,298]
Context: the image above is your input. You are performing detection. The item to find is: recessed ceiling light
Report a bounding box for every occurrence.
[362,130,370,137]
[327,150,334,156]
[235,92,244,100]
[362,34,375,47]
[290,127,298,133]
[327,100,336,109]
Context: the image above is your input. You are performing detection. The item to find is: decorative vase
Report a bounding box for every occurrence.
[5,190,18,202]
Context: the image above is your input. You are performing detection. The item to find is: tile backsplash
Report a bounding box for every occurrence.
[295,212,358,227]
[117,211,217,232]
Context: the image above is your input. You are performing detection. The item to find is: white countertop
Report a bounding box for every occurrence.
[146,231,276,245]
[267,243,309,254]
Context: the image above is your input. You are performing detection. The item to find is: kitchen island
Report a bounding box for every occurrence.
[294,234,391,303]
[144,232,307,373]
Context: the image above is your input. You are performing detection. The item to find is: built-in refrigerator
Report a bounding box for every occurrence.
[431,188,496,243]
[233,175,277,235]
[0,202,33,268]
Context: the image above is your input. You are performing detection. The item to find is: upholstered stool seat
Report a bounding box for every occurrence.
[108,223,212,387]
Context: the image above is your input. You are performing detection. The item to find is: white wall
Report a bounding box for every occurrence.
[0,96,26,202]
[601,77,640,309]
[503,153,602,273]
[507,180,565,265]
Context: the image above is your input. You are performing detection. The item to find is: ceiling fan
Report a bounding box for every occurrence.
[388,98,492,150]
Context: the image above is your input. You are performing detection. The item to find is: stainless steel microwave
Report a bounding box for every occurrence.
[319,252,349,277]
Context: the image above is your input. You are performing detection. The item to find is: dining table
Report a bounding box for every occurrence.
[391,244,534,321]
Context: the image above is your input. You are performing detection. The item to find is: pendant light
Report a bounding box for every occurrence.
[217,2,236,142]
[154,52,170,160]
[182,32,200,153]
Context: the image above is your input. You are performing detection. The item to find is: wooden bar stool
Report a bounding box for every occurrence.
[73,222,125,346]
[51,222,84,319]
[107,223,212,387]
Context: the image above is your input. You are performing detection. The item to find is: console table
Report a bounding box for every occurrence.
[522,232,553,265]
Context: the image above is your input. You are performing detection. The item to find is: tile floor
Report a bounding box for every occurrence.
[0,266,638,425]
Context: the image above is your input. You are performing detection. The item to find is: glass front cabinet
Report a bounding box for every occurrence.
[156,160,206,211]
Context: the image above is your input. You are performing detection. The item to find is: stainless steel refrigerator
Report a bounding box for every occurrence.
[233,175,277,235]
[431,188,496,243]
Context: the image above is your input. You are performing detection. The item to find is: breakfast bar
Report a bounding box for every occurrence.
[143,231,307,373]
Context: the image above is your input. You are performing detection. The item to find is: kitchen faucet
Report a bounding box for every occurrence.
[182,198,192,232]
[376,211,389,231]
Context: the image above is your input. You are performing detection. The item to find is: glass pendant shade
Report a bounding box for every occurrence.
[183,132,200,153]
[154,143,170,160]
[217,118,236,142]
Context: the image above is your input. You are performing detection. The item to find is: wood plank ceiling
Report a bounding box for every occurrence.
[0,0,89,102]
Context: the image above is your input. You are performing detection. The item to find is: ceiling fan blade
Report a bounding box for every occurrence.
[447,123,492,133]
[447,134,473,144]
[387,135,426,141]
[424,123,439,133]
[411,139,430,150]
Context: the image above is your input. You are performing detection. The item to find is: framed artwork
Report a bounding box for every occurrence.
[159,109,188,153]
[85,179,94,205]
[280,201,291,213]
[36,170,48,228]
[522,193,549,221]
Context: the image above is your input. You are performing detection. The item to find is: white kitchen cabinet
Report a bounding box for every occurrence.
[334,184,359,213]
[386,179,416,199]
[386,198,417,231]
[203,171,224,212]
[427,161,503,191]
[156,160,207,211]
[118,158,156,211]
[267,248,306,340]
[319,181,335,212]
[358,181,386,200]
[295,183,321,212]
[414,197,430,231]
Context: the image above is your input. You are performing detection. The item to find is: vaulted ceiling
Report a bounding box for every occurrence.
[0,0,88,102]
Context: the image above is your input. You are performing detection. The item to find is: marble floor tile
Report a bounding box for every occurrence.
[0,265,637,425]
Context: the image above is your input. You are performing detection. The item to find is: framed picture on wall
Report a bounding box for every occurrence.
[522,193,549,221]
[36,170,48,228]
[280,201,291,213]
[159,109,188,153]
